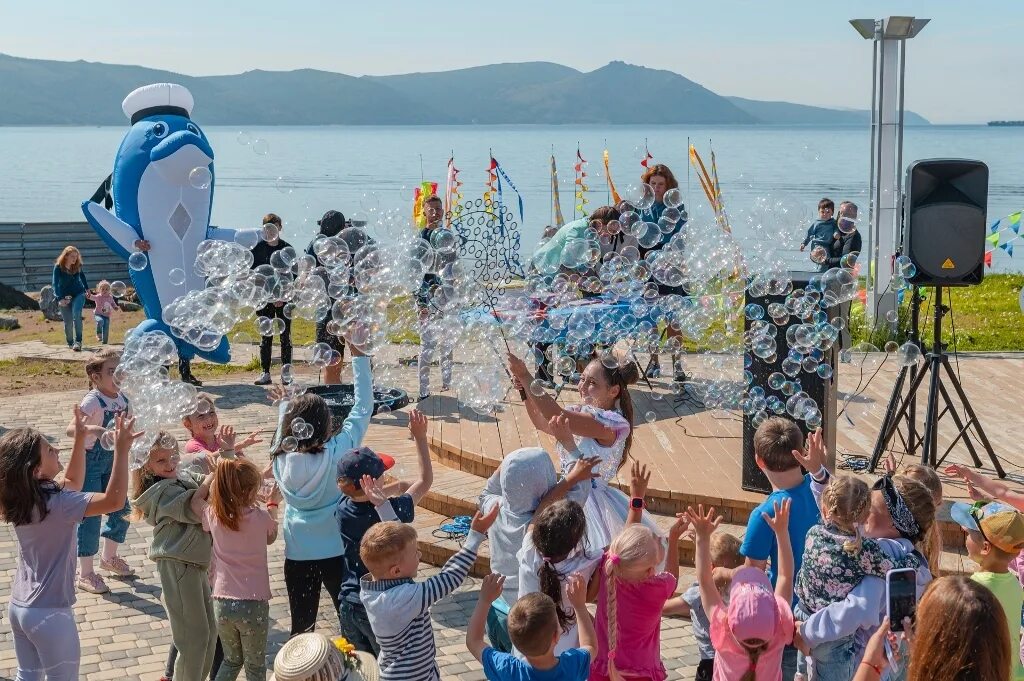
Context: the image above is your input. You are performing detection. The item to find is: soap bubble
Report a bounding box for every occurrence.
[110,281,127,297]
[281,436,298,452]
[663,188,684,209]
[128,251,148,271]
[188,166,212,190]
[275,176,293,195]
[885,309,899,323]
[252,138,270,156]
[236,131,252,146]
[884,340,899,353]
[801,144,821,162]
[896,342,923,367]
[838,215,858,234]
[234,230,259,249]
[644,410,657,424]
[529,379,547,397]
[281,363,293,384]
[168,268,186,286]
[810,245,828,264]
[261,223,279,242]
[99,428,115,450]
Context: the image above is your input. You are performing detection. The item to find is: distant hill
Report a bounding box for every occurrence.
[726,96,930,126]
[0,53,929,126]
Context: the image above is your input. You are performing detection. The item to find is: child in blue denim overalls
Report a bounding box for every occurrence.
[65,348,134,593]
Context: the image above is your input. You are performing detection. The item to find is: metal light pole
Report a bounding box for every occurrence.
[850,16,929,327]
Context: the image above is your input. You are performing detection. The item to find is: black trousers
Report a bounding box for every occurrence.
[258,303,293,374]
[164,639,223,679]
[695,657,714,681]
[283,555,345,636]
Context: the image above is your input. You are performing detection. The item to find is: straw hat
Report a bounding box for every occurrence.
[271,633,381,681]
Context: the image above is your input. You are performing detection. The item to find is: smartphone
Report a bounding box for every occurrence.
[886,567,918,632]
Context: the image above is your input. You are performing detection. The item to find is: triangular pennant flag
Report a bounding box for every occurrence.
[990,220,1002,234]
[984,251,993,267]
[986,232,1001,246]
[1000,242,1014,256]
[1010,212,1022,233]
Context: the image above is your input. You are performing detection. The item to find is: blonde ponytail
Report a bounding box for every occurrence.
[842,523,865,556]
[604,558,625,681]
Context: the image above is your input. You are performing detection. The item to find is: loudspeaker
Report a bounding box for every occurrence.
[903,159,988,287]
[742,272,838,494]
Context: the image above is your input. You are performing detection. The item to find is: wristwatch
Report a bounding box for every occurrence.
[630,497,645,510]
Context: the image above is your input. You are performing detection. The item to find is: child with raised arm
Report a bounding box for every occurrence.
[467,572,595,680]
[268,343,373,635]
[1,410,138,681]
[334,408,434,655]
[692,499,795,681]
[180,394,262,475]
[64,349,134,593]
[360,506,499,681]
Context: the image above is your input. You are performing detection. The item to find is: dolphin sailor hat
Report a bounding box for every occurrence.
[122,83,195,124]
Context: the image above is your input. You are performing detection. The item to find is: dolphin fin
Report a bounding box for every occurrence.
[128,318,232,365]
[82,200,140,261]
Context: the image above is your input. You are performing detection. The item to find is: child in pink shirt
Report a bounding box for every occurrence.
[86,281,117,344]
[591,465,688,681]
[180,394,261,474]
[690,500,795,681]
[192,455,278,680]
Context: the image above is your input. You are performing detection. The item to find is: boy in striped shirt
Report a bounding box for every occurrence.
[360,506,499,680]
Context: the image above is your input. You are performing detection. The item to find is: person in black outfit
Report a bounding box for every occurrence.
[252,213,293,386]
[827,201,863,350]
[306,209,349,385]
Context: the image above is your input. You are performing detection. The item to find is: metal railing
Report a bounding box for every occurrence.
[0,222,129,293]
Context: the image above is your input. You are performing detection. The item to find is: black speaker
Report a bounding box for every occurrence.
[903,159,988,287]
[742,272,837,493]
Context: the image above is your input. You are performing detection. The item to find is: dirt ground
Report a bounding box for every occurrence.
[0,308,147,345]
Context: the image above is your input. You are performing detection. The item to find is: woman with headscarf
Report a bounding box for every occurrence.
[306,210,349,385]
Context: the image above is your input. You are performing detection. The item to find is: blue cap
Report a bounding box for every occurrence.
[336,446,394,483]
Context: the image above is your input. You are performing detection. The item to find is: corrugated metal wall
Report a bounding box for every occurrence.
[0,222,129,293]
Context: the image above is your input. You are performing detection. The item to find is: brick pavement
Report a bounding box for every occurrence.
[0,357,704,680]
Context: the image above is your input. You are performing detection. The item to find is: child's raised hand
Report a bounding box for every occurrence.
[237,430,263,451]
[565,572,588,610]
[360,474,389,507]
[471,502,500,534]
[266,383,288,405]
[407,409,428,442]
[793,429,826,472]
[72,405,88,439]
[565,456,601,486]
[762,498,792,536]
[629,460,651,500]
[506,352,529,379]
[668,512,689,541]
[479,573,505,604]
[217,425,237,452]
[113,414,143,451]
[548,413,573,442]
[685,504,722,540]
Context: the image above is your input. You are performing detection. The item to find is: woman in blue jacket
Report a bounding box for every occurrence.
[53,246,88,351]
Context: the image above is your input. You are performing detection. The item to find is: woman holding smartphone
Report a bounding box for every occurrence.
[796,475,938,679]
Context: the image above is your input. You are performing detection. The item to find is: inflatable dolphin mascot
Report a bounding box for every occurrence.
[83,83,251,369]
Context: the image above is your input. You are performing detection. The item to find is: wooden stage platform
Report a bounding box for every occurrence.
[383,351,1024,574]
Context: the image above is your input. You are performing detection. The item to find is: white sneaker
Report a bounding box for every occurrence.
[254,372,272,386]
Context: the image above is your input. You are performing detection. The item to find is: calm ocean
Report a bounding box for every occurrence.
[2,124,1021,272]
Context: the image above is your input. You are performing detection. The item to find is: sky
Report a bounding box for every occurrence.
[1,1,1021,124]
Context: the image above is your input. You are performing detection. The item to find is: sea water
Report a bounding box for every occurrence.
[1,124,1021,272]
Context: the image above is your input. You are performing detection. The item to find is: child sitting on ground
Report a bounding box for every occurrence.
[589,464,688,681]
[86,280,117,344]
[335,408,434,655]
[132,433,218,681]
[663,531,743,681]
[181,393,262,474]
[694,499,796,681]
[950,499,1024,681]
[64,348,134,593]
[467,572,596,680]
[360,507,498,681]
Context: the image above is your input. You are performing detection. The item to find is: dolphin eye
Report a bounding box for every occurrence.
[152,122,168,138]
[186,123,199,135]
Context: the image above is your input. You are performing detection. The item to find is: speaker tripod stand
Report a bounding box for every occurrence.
[868,286,1004,477]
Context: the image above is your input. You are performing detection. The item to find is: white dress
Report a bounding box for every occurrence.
[557,404,662,552]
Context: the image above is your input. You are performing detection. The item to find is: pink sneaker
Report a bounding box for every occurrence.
[100,555,135,577]
[76,572,109,594]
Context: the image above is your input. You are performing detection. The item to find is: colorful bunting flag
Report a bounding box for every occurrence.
[1000,242,1014,257]
[986,232,1001,246]
[444,157,463,226]
[603,149,621,206]
[574,147,589,217]
[412,181,439,228]
[493,157,525,223]
[550,154,565,227]
[984,251,993,267]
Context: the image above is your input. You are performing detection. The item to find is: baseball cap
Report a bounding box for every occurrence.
[725,567,790,644]
[337,446,395,483]
[951,501,1024,554]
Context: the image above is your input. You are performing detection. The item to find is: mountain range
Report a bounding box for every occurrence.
[0,53,930,126]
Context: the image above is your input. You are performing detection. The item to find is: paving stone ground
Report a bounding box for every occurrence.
[0,346,704,680]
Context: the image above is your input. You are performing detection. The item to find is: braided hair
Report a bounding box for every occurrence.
[533,500,587,633]
[739,641,769,681]
[821,476,871,556]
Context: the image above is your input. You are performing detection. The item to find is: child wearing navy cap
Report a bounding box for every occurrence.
[335,409,434,654]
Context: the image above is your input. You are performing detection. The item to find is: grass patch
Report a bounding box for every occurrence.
[850,273,1024,351]
[0,358,84,379]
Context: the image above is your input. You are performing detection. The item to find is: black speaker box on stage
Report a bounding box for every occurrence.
[903,159,988,287]
[742,272,838,494]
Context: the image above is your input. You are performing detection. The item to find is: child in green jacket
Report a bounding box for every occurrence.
[131,433,216,681]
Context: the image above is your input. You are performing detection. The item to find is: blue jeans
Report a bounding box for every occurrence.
[806,635,858,681]
[76,445,130,557]
[95,314,110,344]
[60,292,85,346]
[338,599,379,656]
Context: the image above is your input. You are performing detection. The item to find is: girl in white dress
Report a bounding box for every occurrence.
[508,352,658,551]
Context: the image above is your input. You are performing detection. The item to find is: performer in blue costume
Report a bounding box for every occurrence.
[83,83,256,385]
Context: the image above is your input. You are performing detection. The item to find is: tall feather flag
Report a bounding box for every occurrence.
[484,156,499,215]
[574,147,589,217]
[493,156,525,224]
[640,141,654,168]
[709,148,732,234]
[412,181,439,228]
[603,148,621,205]
[444,157,463,226]
[550,154,565,227]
